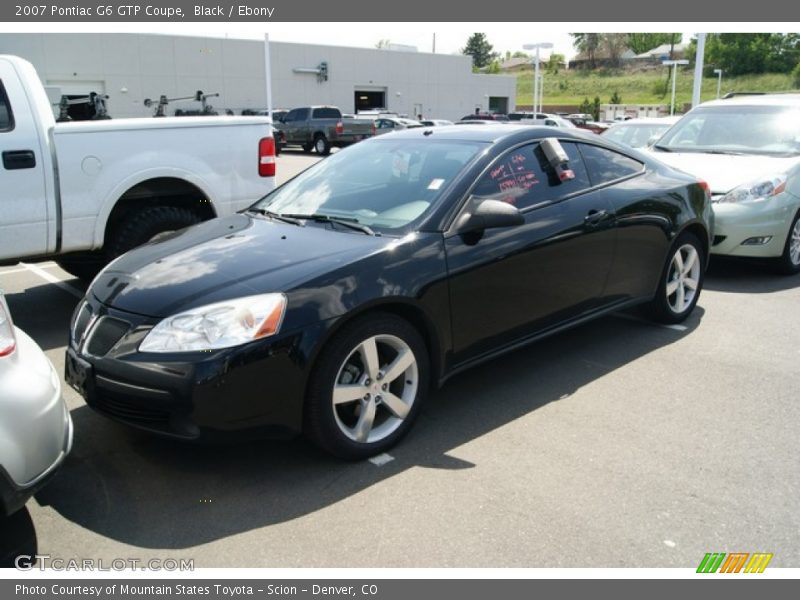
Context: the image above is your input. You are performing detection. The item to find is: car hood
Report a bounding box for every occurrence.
[650,151,800,195]
[90,214,387,318]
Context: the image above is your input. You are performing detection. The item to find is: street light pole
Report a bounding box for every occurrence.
[714,68,723,98]
[523,42,553,114]
[662,59,690,116]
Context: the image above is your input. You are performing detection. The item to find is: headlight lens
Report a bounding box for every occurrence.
[139,293,286,353]
[0,296,17,357]
[718,174,787,204]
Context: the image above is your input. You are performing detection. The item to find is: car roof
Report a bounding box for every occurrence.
[699,93,800,108]
[609,116,681,126]
[379,123,600,144]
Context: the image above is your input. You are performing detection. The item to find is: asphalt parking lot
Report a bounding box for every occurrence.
[2,151,799,568]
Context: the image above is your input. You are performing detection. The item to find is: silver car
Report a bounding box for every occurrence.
[0,291,72,516]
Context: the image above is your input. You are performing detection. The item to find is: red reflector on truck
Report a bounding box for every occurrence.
[259,138,276,177]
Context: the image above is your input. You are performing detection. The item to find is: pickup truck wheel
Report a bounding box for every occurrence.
[314,135,331,156]
[106,206,203,260]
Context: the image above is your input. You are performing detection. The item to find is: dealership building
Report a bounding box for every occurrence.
[0,33,516,121]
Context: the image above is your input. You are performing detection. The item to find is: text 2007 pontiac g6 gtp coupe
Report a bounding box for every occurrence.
[66,125,713,459]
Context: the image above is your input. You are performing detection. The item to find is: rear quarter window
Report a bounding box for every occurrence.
[578,143,644,186]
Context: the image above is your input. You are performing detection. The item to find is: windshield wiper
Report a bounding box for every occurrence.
[652,144,673,152]
[280,213,377,236]
[246,208,305,226]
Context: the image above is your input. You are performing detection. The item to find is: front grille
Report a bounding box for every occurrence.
[85,316,130,356]
[71,301,93,343]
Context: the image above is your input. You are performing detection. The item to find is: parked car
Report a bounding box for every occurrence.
[420,119,454,127]
[508,111,549,121]
[1,291,72,517]
[566,115,611,134]
[650,93,800,274]
[603,116,681,149]
[0,54,277,280]
[461,112,509,122]
[66,124,712,460]
[373,117,424,135]
[279,106,375,155]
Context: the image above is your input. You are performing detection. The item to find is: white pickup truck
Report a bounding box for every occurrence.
[0,55,277,279]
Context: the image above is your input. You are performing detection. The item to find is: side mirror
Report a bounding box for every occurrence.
[457,200,524,234]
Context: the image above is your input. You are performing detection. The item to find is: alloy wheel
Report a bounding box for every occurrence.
[666,243,700,314]
[790,218,800,266]
[331,334,418,444]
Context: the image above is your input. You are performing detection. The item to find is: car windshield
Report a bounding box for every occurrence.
[252,138,486,232]
[655,104,800,156]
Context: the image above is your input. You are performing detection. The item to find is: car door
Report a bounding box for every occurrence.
[574,142,663,301]
[445,140,617,365]
[0,72,50,261]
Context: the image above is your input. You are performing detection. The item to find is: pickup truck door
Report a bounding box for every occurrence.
[283,108,310,145]
[0,63,50,261]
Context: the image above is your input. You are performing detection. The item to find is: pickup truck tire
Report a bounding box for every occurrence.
[55,252,107,281]
[314,134,331,156]
[107,206,203,260]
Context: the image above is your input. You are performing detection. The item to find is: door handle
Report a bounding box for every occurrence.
[3,150,36,170]
[584,209,609,225]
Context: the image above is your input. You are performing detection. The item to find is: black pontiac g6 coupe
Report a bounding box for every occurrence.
[66,125,713,459]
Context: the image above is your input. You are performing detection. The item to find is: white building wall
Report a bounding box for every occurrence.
[0,33,516,122]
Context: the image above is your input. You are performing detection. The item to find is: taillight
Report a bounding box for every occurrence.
[0,299,16,357]
[259,137,276,177]
[698,179,712,201]
[335,121,344,135]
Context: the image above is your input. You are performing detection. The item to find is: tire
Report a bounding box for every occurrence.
[105,206,202,260]
[304,313,429,460]
[56,252,106,281]
[642,231,705,324]
[314,134,331,156]
[0,509,37,568]
[775,210,800,275]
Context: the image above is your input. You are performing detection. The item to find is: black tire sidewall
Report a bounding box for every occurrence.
[304,313,429,460]
[106,206,202,259]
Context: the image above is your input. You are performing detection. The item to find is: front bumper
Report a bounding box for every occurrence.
[65,296,327,441]
[710,193,800,258]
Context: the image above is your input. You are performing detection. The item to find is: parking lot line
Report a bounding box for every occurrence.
[368,453,395,466]
[0,262,59,276]
[20,262,84,299]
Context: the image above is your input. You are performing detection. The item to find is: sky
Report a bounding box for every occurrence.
[4,23,797,60]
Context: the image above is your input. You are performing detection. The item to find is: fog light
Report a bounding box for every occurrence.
[741,236,772,246]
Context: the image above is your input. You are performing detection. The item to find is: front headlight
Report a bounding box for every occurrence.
[139,293,287,353]
[718,173,787,204]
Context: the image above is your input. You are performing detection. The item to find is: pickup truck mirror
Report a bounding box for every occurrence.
[457,199,524,234]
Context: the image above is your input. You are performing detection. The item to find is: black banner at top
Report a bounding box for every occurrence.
[1,0,799,22]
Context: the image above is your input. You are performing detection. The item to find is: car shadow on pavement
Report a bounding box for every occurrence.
[704,256,800,294]
[5,283,85,352]
[34,308,704,551]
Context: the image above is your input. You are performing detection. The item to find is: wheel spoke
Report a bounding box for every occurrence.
[682,248,697,275]
[380,392,410,419]
[675,282,686,310]
[684,277,699,290]
[673,251,684,274]
[333,384,369,405]
[358,337,381,379]
[353,398,377,442]
[666,279,680,295]
[381,348,415,384]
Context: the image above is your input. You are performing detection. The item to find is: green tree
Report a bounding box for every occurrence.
[593,96,602,121]
[626,33,681,55]
[610,91,622,104]
[546,53,565,74]
[461,33,499,69]
[793,63,800,89]
[694,34,800,75]
[571,33,600,68]
[602,34,629,67]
